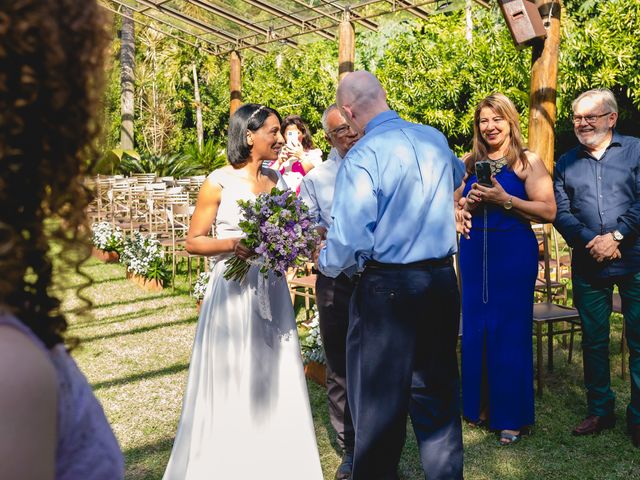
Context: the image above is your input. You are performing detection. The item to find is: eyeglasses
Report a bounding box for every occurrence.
[328,124,353,137]
[571,112,612,125]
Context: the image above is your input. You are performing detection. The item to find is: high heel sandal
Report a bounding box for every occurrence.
[498,430,521,446]
[467,417,488,428]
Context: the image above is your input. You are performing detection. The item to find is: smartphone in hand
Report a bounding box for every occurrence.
[475,160,493,187]
[286,130,300,149]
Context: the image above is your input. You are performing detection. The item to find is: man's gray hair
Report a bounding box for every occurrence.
[572,88,618,114]
[321,104,340,133]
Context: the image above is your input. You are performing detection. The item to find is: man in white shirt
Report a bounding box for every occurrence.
[299,104,360,480]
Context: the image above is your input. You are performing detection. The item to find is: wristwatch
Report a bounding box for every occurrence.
[503,196,513,210]
[612,230,624,242]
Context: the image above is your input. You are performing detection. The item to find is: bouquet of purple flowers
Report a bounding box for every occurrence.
[223,188,319,282]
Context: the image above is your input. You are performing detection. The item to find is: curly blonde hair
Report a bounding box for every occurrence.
[0,0,109,347]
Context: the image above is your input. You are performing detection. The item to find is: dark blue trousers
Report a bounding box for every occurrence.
[573,271,640,423]
[347,262,463,480]
[316,272,355,453]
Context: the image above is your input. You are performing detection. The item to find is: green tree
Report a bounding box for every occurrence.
[100,1,640,164]
[376,7,531,154]
[242,42,339,153]
[557,0,640,151]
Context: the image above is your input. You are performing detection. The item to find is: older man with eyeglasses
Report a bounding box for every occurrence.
[554,88,640,447]
[299,104,360,480]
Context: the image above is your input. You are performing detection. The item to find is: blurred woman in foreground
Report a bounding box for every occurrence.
[0,1,124,478]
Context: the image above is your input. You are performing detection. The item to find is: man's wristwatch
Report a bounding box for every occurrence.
[612,230,624,242]
[503,196,513,210]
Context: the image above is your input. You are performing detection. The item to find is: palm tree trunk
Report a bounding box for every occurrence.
[192,64,203,152]
[465,0,473,44]
[120,7,135,150]
[152,47,160,154]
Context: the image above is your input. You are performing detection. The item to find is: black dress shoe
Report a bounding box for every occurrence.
[335,452,353,480]
[630,424,640,448]
[571,414,616,436]
[627,415,640,448]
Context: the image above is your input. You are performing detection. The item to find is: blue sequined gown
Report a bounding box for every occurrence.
[460,164,538,430]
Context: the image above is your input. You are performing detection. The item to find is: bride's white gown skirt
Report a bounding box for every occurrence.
[163,261,323,479]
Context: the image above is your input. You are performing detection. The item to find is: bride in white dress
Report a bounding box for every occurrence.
[163,104,323,480]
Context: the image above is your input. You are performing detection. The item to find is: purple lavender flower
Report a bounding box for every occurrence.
[224,188,319,281]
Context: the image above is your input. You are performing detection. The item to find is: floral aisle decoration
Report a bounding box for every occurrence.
[90,222,124,262]
[193,271,210,301]
[120,231,171,290]
[193,271,211,313]
[223,188,318,282]
[299,306,327,387]
[299,306,325,365]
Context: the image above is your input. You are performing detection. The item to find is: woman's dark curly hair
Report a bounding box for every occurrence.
[0,0,109,348]
[281,115,314,150]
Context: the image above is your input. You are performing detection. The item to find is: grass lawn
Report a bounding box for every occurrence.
[58,257,640,480]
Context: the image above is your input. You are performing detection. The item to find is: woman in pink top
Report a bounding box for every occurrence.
[0,1,124,479]
[269,115,323,192]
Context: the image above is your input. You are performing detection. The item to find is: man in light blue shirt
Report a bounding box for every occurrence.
[318,106,464,277]
[318,71,464,480]
[299,104,360,480]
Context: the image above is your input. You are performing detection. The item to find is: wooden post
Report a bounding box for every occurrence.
[527,0,562,174]
[230,51,242,116]
[338,17,355,81]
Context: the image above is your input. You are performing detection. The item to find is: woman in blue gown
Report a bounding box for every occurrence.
[457,93,556,445]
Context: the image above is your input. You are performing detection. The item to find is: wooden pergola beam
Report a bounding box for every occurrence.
[102,0,490,57]
[385,0,432,21]
[294,0,378,32]
[239,0,335,41]
[103,3,218,55]
[215,20,343,56]
[133,0,268,54]
[344,0,441,24]
[109,0,223,54]
[218,0,452,54]
[137,0,172,14]
[183,0,298,47]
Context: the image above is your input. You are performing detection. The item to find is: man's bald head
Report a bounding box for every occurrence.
[336,71,389,134]
[337,71,386,109]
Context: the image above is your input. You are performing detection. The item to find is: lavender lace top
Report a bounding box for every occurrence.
[0,313,125,480]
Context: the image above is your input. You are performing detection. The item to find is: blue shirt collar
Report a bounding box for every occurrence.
[611,130,624,146]
[364,110,399,135]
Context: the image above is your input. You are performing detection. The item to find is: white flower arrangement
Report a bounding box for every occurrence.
[193,271,211,301]
[91,222,124,253]
[299,306,325,365]
[120,230,170,283]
